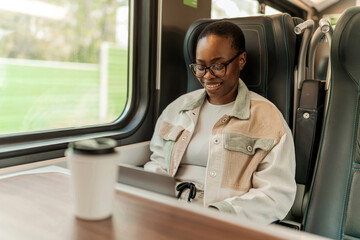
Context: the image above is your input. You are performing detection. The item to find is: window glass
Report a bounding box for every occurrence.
[0,0,130,135]
[264,5,282,15]
[211,0,282,19]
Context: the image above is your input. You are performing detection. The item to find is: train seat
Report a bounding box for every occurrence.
[303,6,360,239]
[289,17,333,227]
[183,13,301,128]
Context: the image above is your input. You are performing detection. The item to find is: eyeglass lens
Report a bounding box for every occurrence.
[191,64,226,78]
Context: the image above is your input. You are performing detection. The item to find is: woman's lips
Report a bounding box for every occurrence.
[204,82,223,91]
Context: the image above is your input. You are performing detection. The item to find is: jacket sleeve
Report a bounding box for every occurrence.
[143,113,168,175]
[209,128,297,224]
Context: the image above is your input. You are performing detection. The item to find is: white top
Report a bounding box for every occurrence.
[175,100,234,186]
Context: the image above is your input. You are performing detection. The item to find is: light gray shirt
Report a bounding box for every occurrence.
[175,99,234,186]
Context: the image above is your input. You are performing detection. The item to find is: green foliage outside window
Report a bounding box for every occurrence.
[0,0,129,135]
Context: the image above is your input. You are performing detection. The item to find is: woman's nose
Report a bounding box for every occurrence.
[203,68,216,79]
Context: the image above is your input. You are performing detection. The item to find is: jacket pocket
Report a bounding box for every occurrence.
[158,121,185,141]
[157,121,185,173]
[224,133,274,155]
[221,133,275,190]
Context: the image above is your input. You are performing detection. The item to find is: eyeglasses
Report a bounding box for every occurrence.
[189,51,242,78]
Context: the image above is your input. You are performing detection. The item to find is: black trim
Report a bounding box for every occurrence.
[0,0,158,167]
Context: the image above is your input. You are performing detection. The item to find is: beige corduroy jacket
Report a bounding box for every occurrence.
[144,79,296,224]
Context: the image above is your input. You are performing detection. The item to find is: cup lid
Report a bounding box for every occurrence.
[69,138,117,155]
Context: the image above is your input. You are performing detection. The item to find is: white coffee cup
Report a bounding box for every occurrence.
[66,138,119,220]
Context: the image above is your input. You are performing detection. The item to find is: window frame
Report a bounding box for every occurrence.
[0,0,158,168]
[260,0,307,19]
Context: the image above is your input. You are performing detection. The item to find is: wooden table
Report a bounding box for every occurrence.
[0,167,328,240]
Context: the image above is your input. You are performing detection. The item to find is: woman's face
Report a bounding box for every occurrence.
[195,34,246,105]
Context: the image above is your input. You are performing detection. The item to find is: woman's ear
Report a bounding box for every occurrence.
[239,52,247,71]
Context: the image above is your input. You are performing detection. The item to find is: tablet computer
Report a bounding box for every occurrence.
[117,164,176,197]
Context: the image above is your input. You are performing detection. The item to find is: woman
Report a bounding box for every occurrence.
[144,21,296,224]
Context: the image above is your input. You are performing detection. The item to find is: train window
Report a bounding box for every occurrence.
[0,0,130,135]
[211,0,281,19]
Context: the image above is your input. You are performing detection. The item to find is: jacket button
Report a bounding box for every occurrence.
[247,145,253,152]
[181,136,186,141]
[221,118,228,123]
[214,138,220,144]
[209,171,217,177]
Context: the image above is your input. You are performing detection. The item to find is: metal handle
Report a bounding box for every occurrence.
[319,18,332,33]
[294,19,315,35]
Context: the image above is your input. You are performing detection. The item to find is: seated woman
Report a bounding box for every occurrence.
[144,21,296,224]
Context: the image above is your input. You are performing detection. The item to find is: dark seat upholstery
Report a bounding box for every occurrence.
[183,14,301,128]
[303,7,360,239]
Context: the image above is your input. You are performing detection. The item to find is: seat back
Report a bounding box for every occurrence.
[288,19,333,223]
[303,6,360,239]
[183,14,301,127]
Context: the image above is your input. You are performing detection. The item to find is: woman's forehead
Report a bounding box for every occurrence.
[197,35,233,48]
[196,35,235,59]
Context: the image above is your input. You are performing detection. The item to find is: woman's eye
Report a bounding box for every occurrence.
[212,64,224,71]
[197,65,206,71]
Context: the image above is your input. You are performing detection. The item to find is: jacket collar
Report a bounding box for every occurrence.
[180,78,250,120]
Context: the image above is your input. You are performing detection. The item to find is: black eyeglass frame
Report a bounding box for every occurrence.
[189,51,243,78]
